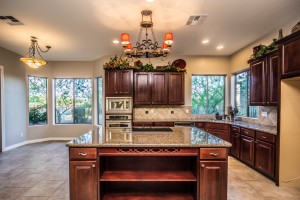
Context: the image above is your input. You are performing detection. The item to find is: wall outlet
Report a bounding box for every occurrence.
[171,111,174,114]
[186,109,189,114]
[145,111,149,114]
[20,132,23,137]
[261,111,268,117]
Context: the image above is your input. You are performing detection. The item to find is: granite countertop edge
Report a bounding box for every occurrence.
[133,119,277,135]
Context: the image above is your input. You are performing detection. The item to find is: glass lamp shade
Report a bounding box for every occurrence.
[121,33,130,45]
[124,44,132,52]
[20,57,47,69]
[164,33,174,45]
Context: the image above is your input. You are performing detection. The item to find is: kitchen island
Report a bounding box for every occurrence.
[66,127,231,200]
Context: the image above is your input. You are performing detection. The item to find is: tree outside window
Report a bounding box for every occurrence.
[235,70,258,118]
[97,77,103,125]
[192,75,225,115]
[55,78,92,124]
[28,76,47,126]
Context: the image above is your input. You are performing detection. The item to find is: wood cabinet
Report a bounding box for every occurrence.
[69,148,98,200]
[199,148,228,200]
[240,135,255,166]
[134,72,184,105]
[105,70,133,96]
[205,123,230,142]
[255,140,275,178]
[249,52,279,106]
[230,126,241,158]
[277,30,300,79]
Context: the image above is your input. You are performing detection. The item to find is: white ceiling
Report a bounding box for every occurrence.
[0,0,300,61]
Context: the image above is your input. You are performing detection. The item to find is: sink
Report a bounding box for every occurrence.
[132,127,173,132]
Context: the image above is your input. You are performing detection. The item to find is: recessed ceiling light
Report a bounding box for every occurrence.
[146,0,155,2]
[113,40,119,44]
[202,40,209,44]
[217,45,224,50]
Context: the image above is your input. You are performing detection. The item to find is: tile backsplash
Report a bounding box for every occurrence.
[134,106,277,127]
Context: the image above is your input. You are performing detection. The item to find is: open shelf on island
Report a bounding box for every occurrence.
[100,170,197,182]
[103,192,195,200]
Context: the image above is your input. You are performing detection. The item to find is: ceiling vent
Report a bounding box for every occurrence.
[186,15,208,25]
[0,16,24,25]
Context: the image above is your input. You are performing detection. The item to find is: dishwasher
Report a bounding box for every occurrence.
[174,122,195,127]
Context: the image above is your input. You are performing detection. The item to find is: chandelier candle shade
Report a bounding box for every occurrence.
[20,36,51,69]
[121,10,173,58]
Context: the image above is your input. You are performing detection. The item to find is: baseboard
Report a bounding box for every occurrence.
[3,137,74,151]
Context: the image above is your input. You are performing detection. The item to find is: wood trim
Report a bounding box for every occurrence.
[99,148,198,156]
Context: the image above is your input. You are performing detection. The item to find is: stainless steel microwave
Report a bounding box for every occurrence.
[106,97,132,114]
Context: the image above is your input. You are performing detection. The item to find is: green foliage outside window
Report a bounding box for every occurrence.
[192,75,225,115]
[97,77,103,125]
[55,78,92,124]
[28,76,47,126]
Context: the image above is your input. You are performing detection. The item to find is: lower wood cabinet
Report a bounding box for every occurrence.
[240,135,255,166]
[255,140,275,178]
[200,161,227,200]
[230,132,241,158]
[205,123,230,142]
[70,161,98,200]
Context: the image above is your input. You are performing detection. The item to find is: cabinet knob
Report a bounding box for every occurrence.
[78,152,87,156]
[201,164,205,168]
[92,164,96,168]
[209,152,219,157]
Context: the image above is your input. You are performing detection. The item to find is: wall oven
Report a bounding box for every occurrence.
[106,97,132,114]
[105,114,132,128]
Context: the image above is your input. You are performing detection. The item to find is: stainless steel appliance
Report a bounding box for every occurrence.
[174,122,195,127]
[105,114,132,128]
[106,97,132,114]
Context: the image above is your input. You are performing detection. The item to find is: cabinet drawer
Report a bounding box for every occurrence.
[195,122,205,128]
[200,148,228,160]
[256,131,276,144]
[70,148,97,160]
[206,122,229,130]
[154,122,174,127]
[241,128,255,137]
[133,122,153,127]
[231,126,240,133]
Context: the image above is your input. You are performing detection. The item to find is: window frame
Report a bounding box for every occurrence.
[96,77,103,125]
[234,69,258,118]
[54,78,92,125]
[28,75,48,126]
[191,74,226,115]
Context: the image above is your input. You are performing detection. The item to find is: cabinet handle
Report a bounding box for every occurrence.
[261,136,267,139]
[210,153,219,157]
[201,164,205,168]
[92,164,96,168]
[78,152,87,156]
[245,131,248,134]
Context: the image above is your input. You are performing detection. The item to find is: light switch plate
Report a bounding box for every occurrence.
[261,111,268,117]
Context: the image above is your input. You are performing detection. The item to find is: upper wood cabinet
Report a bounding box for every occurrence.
[250,51,279,106]
[277,30,300,79]
[134,72,185,105]
[105,70,133,97]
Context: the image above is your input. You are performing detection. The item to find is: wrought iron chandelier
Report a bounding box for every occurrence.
[20,36,51,69]
[121,10,173,59]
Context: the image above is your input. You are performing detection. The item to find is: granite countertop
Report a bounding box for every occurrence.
[66,127,232,148]
[133,119,277,135]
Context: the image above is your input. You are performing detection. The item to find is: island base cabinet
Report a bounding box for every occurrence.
[70,161,98,200]
[200,161,227,200]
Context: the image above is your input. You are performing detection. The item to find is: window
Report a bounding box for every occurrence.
[55,78,92,124]
[97,77,103,125]
[192,75,225,115]
[235,70,258,118]
[28,76,47,126]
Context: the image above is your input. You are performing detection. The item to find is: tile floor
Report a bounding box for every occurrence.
[0,141,299,200]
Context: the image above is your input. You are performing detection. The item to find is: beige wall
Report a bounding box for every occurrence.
[0,47,27,148]
[280,80,300,186]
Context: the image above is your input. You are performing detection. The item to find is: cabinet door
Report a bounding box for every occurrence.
[255,140,275,178]
[105,70,119,96]
[230,132,240,158]
[240,135,255,166]
[119,70,133,96]
[250,59,267,105]
[200,161,227,200]
[168,72,185,105]
[267,53,279,105]
[206,128,230,143]
[281,36,300,78]
[134,73,151,105]
[151,72,168,104]
[70,161,98,200]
